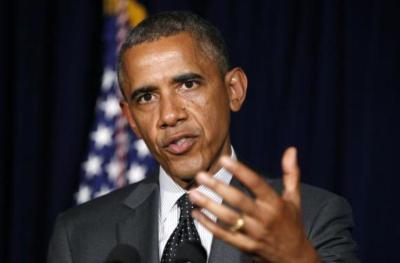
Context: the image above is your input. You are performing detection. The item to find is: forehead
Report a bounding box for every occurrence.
[122,33,219,87]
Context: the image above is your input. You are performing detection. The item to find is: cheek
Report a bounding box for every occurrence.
[133,114,159,146]
[185,88,230,139]
[184,91,212,125]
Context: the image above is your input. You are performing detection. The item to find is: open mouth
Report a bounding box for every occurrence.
[164,134,197,155]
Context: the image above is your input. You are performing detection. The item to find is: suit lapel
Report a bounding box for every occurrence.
[208,177,254,263]
[117,175,160,263]
[208,238,253,263]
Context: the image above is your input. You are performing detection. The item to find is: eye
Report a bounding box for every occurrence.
[182,80,200,90]
[137,92,154,104]
[183,81,194,88]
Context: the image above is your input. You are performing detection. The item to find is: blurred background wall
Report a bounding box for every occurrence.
[1,0,399,262]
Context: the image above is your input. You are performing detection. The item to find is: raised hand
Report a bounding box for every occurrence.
[188,147,320,263]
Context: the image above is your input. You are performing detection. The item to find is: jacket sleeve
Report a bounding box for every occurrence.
[308,195,359,263]
[47,214,73,263]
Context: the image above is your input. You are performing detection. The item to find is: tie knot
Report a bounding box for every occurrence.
[161,193,202,263]
[177,193,193,214]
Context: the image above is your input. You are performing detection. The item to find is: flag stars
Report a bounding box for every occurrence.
[91,125,113,149]
[134,139,151,158]
[83,155,103,177]
[76,185,91,204]
[106,159,122,181]
[101,68,116,91]
[100,95,120,119]
[127,163,147,183]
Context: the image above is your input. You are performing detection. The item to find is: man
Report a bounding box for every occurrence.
[48,11,358,262]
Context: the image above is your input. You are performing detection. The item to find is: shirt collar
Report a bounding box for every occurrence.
[159,147,237,223]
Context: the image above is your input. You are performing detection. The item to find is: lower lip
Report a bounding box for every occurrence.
[166,137,196,155]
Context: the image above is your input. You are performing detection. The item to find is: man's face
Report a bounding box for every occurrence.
[120,33,246,188]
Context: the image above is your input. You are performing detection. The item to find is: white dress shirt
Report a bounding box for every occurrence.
[158,150,236,258]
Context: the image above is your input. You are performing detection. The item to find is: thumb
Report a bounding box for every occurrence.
[282,147,301,209]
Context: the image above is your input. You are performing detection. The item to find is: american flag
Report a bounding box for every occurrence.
[76,0,155,204]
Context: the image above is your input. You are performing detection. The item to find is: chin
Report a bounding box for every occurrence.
[168,155,205,174]
[164,167,197,189]
[169,167,198,180]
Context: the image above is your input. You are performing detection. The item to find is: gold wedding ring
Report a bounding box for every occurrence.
[230,217,245,232]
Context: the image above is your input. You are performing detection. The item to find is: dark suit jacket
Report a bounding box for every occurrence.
[48,173,358,262]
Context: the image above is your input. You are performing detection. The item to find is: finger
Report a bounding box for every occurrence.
[189,189,241,226]
[281,147,301,209]
[192,209,261,253]
[219,157,279,203]
[194,172,260,216]
[189,190,267,239]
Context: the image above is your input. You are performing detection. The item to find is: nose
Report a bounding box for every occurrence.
[158,94,188,129]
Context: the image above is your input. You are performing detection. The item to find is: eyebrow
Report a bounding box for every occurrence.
[170,72,205,85]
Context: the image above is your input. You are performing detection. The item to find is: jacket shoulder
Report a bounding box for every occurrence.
[56,176,158,232]
[62,183,137,221]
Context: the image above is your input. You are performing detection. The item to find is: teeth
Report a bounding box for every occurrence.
[175,137,187,146]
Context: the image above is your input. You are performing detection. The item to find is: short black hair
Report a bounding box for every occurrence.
[117,11,230,97]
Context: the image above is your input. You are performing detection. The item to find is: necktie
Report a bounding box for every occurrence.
[161,193,202,262]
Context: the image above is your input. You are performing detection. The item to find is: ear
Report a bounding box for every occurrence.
[120,100,143,139]
[224,67,248,112]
